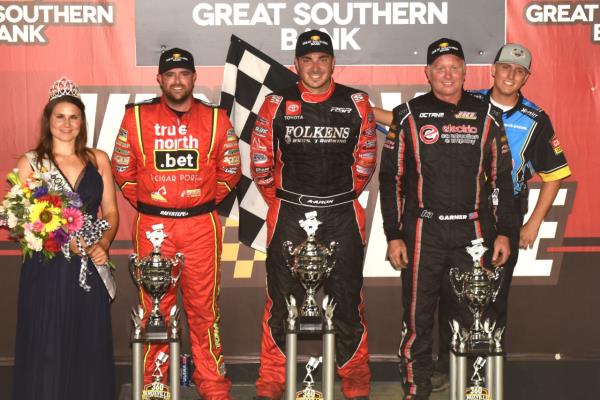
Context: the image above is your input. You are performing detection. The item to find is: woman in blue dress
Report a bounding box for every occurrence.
[12,77,119,400]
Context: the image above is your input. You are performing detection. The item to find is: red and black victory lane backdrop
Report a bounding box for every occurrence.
[1,0,599,362]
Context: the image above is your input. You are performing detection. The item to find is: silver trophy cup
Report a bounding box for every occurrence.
[449,238,503,351]
[129,224,184,336]
[283,211,338,319]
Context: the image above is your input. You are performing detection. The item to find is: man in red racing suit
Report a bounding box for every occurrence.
[251,30,376,400]
[111,48,240,400]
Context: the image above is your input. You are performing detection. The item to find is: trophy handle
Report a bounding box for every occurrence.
[128,254,142,287]
[325,241,339,276]
[169,305,181,340]
[170,253,185,286]
[282,241,296,273]
[490,267,504,302]
[131,305,144,340]
[449,267,464,302]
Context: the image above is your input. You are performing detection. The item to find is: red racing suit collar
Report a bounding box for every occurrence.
[299,79,336,103]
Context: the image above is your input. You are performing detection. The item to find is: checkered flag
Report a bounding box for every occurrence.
[220,35,297,251]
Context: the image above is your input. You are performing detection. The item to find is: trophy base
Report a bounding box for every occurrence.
[144,324,169,341]
[296,387,324,399]
[142,381,171,400]
[465,385,492,400]
[299,316,323,334]
[451,342,503,357]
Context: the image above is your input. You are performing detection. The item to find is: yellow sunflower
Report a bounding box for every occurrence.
[29,201,64,233]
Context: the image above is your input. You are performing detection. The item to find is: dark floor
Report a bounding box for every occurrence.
[4,360,600,399]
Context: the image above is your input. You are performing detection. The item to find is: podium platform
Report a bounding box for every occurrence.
[3,359,600,399]
[118,382,449,399]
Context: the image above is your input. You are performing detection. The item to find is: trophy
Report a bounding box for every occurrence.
[129,224,184,400]
[449,238,503,352]
[283,211,338,328]
[129,223,184,339]
[448,238,506,400]
[283,212,338,400]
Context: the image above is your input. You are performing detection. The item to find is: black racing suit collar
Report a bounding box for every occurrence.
[427,89,472,110]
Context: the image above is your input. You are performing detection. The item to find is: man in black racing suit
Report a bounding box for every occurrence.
[250,30,376,400]
[378,38,518,399]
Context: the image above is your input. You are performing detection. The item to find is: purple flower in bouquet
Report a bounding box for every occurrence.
[65,191,82,208]
[51,228,69,246]
[32,186,48,198]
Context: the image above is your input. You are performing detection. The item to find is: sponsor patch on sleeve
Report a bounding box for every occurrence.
[351,93,365,102]
[224,155,241,165]
[269,95,283,104]
[226,128,238,141]
[117,127,128,142]
[223,167,239,175]
[114,154,130,165]
[551,136,563,155]
[363,127,376,137]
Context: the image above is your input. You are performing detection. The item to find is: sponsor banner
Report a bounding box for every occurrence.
[135,0,506,65]
[524,2,600,43]
[0,2,115,44]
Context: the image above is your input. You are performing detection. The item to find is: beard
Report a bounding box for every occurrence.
[159,80,194,106]
[163,87,193,105]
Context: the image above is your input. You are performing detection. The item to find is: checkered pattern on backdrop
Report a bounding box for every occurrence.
[219,35,297,252]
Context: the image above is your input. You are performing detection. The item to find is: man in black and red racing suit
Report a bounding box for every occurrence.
[251,30,376,400]
[111,48,240,400]
[378,38,518,399]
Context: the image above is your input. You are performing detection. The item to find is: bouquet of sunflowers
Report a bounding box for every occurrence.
[0,169,84,260]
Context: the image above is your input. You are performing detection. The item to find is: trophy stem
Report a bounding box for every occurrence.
[486,355,503,400]
[456,353,468,400]
[149,298,165,328]
[170,340,180,400]
[472,310,483,333]
[322,331,335,400]
[132,341,144,400]
[285,331,297,400]
[301,288,320,317]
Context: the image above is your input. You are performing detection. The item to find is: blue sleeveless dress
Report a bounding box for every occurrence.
[13,163,116,400]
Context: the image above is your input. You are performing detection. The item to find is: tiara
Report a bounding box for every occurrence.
[48,76,81,101]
